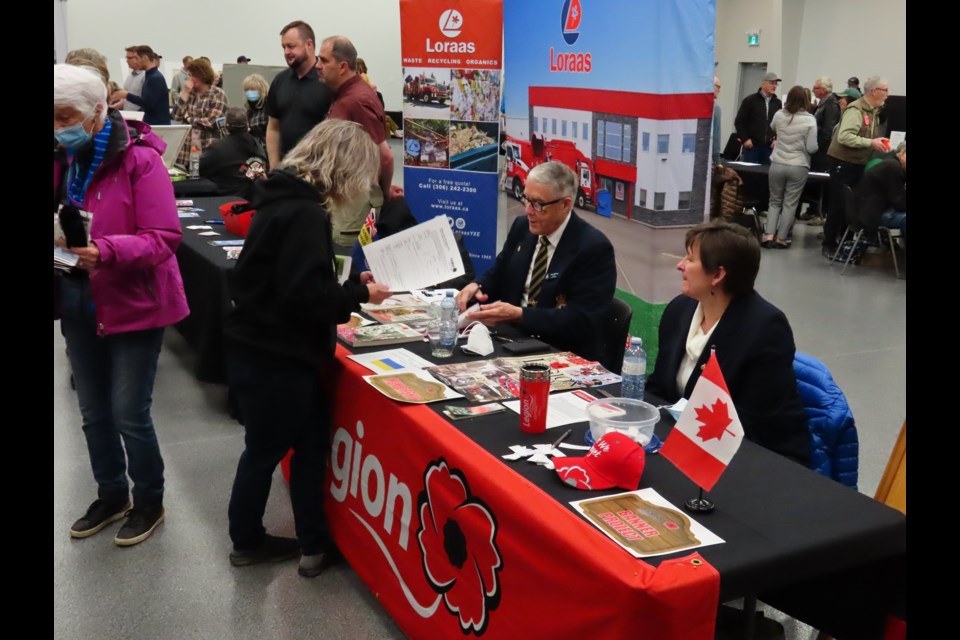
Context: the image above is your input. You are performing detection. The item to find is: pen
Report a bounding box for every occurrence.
[551,428,572,450]
[475,284,483,311]
[203,219,225,225]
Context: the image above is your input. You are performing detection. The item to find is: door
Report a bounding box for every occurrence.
[737,62,768,103]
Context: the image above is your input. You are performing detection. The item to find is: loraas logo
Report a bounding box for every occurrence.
[439,9,463,37]
[561,0,582,45]
[428,8,475,53]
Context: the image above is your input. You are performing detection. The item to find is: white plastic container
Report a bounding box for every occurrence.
[586,397,660,446]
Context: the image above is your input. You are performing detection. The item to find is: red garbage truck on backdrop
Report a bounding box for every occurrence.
[502,134,598,209]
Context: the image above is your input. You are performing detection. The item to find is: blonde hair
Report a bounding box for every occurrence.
[242,73,269,108]
[277,119,379,212]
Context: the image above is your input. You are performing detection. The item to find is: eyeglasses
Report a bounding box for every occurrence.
[873,87,889,93]
[521,195,565,212]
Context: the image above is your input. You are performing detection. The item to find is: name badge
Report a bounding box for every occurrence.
[545,272,559,280]
[863,114,870,126]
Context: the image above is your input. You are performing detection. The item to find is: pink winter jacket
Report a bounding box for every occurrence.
[54,114,190,335]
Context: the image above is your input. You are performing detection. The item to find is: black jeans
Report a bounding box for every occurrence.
[823,159,865,247]
[226,350,332,555]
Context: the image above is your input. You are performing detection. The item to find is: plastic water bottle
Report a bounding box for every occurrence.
[438,291,458,356]
[621,337,647,401]
[189,146,201,178]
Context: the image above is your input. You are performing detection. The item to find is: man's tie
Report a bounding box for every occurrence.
[527,236,550,307]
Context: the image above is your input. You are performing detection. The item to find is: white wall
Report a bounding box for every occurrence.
[60,1,905,122]
[62,0,405,111]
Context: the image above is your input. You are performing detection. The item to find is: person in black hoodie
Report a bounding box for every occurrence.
[198,107,267,199]
[224,119,393,577]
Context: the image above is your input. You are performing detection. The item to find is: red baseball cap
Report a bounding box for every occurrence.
[554,432,646,491]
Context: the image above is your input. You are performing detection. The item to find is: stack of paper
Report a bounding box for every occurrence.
[54,246,79,272]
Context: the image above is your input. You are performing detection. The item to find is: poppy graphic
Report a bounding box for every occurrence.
[417,459,502,635]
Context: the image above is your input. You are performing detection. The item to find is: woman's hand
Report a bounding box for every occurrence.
[359,271,376,284]
[69,245,101,271]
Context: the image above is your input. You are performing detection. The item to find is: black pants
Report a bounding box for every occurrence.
[823,159,865,247]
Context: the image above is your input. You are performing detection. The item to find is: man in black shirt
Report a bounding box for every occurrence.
[199,108,267,200]
[265,20,334,167]
[734,71,782,165]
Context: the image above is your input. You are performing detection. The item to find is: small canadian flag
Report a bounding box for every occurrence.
[661,349,744,491]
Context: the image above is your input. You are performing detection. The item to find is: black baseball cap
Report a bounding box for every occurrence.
[237,55,251,63]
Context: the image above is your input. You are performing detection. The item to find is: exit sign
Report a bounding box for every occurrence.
[748,33,760,46]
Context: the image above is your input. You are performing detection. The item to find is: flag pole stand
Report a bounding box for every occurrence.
[684,488,715,513]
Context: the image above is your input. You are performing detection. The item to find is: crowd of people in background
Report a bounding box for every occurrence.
[722,72,904,261]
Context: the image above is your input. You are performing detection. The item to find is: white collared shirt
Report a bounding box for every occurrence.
[675,302,719,397]
[522,212,572,307]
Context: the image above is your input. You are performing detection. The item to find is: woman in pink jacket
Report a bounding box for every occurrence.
[54,64,189,547]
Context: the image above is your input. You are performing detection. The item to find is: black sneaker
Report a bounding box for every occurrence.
[70,499,131,538]
[229,534,299,567]
[114,504,165,547]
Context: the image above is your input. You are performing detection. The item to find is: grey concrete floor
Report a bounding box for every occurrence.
[54,142,905,639]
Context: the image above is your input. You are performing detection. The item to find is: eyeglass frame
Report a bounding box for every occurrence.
[520,194,567,212]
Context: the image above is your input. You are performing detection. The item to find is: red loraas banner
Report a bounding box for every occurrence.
[323,346,720,639]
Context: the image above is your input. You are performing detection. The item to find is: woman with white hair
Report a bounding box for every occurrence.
[224,119,392,577]
[53,64,189,546]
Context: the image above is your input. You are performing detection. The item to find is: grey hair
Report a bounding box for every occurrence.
[863,76,887,92]
[65,48,107,67]
[815,76,833,92]
[323,35,358,71]
[897,140,906,153]
[277,119,379,212]
[54,64,107,125]
[527,161,577,200]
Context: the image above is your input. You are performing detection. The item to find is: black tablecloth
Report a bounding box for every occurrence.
[720,160,831,212]
[346,330,906,640]
[174,210,905,639]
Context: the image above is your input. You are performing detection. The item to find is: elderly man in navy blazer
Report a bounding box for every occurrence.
[456,161,616,361]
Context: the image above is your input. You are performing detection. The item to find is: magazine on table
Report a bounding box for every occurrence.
[337,322,425,348]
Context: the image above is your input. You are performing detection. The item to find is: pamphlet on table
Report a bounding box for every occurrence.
[347,348,435,374]
[426,352,620,403]
[570,488,724,558]
[363,369,463,404]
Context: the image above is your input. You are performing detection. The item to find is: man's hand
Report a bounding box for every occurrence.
[389,184,405,199]
[69,245,101,271]
[366,282,393,305]
[870,137,888,152]
[456,283,487,312]
[359,271,376,284]
[467,301,521,326]
[743,139,754,149]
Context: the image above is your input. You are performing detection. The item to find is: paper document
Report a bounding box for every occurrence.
[502,389,598,429]
[364,369,463,404]
[348,348,435,374]
[362,215,465,291]
[889,131,905,150]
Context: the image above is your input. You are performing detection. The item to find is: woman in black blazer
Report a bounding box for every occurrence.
[648,222,810,465]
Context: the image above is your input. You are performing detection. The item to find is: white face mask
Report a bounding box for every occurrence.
[462,322,494,356]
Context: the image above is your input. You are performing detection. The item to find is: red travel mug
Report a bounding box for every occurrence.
[520,362,551,434]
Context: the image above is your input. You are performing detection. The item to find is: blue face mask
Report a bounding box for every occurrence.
[54,119,93,150]
[245,90,261,102]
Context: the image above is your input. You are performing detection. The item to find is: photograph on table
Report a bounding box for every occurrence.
[449,120,500,172]
[403,119,450,168]
[450,69,501,122]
